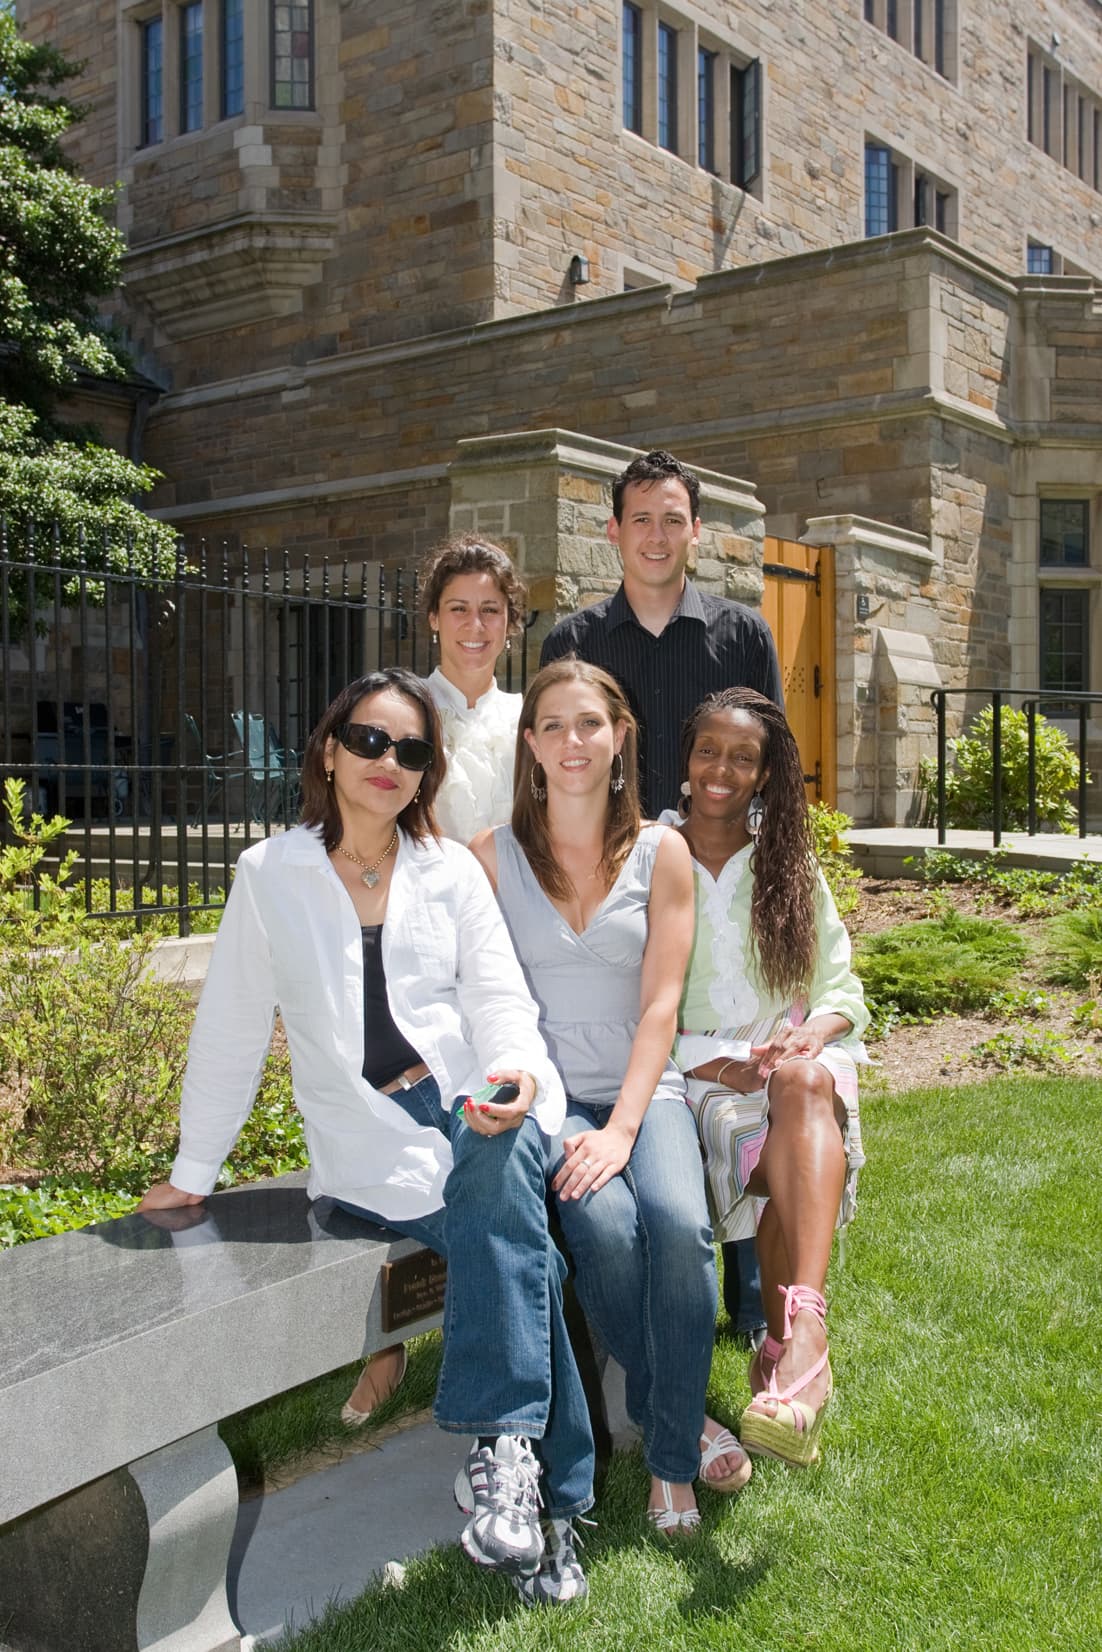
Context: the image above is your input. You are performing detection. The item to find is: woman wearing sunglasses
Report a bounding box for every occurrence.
[138,669,595,1603]
[342,539,526,1429]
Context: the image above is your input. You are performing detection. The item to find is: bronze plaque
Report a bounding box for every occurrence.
[380,1248,448,1333]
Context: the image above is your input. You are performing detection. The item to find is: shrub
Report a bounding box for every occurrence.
[0,1178,139,1247]
[87,878,225,938]
[221,1036,308,1185]
[917,706,1085,833]
[855,910,1027,1019]
[808,801,862,917]
[0,930,194,1185]
[1044,910,1102,991]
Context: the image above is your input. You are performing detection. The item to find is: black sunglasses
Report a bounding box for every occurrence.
[337,722,435,772]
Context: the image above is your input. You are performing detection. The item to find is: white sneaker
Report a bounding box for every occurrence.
[454,1435,543,1576]
[511,1516,590,1606]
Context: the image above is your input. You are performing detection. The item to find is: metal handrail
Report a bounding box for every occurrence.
[930,687,1101,845]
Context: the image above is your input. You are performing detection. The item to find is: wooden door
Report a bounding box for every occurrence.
[760,539,836,805]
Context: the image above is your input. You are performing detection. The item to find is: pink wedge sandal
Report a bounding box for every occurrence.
[748,1334,783,1397]
[738,1285,831,1468]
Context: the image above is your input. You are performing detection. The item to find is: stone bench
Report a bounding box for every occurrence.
[0,1172,445,1652]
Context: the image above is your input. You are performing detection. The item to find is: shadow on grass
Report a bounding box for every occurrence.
[264,1448,773,1652]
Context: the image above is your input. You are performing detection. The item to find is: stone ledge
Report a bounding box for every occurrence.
[124,214,338,341]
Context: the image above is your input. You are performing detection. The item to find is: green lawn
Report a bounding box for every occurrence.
[267,1077,1102,1652]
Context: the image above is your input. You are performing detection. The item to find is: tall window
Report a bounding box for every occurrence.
[867,0,955,81]
[698,48,715,172]
[623,4,642,135]
[1040,500,1089,567]
[658,23,678,152]
[1027,241,1054,275]
[272,1,314,110]
[222,0,245,119]
[1040,591,1089,711]
[180,3,204,134]
[732,58,761,190]
[865,142,897,236]
[140,17,164,146]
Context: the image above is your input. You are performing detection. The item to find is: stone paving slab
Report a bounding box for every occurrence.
[232,1418,468,1648]
[847,826,1102,879]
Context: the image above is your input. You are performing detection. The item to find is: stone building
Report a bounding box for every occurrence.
[12,0,1102,824]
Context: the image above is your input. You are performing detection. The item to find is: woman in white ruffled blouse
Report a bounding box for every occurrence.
[343,537,525,1426]
[423,536,525,846]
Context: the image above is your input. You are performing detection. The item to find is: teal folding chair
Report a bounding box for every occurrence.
[231,713,300,824]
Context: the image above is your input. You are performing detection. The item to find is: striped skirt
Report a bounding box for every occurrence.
[684,1043,864,1244]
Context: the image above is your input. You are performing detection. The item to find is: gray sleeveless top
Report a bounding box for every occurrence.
[493,823,685,1108]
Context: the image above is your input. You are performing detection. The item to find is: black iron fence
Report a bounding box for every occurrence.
[931,687,1099,845]
[1,539,531,933]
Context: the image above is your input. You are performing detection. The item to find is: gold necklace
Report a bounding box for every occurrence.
[335,829,398,888]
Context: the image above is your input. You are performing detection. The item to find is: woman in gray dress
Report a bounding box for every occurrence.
[471,658,751,1532]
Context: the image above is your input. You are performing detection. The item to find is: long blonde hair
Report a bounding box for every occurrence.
[512,658,641,901]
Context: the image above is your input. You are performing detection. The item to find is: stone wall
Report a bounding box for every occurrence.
[17,0,1102,385]
[447,428,765,662]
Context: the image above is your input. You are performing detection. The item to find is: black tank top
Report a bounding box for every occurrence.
[361,924,422,1089]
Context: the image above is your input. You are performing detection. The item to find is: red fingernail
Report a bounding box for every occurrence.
[479,1102,491,1113]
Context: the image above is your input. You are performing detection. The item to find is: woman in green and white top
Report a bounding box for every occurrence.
[672,687,868,1470]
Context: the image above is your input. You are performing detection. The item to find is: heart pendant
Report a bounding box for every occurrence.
[362,868,380,888]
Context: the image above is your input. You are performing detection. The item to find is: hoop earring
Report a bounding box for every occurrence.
[610,752,625,795]
[530,763,547,804]
[747,791,765,838]
[678,779,691,817]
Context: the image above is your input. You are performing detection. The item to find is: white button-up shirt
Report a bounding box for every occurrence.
[171,825,565,1221]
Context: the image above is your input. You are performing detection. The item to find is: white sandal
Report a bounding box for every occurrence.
[647,1479,701,1534]
[340,1344,408,1428]
[698,1419,752,1493]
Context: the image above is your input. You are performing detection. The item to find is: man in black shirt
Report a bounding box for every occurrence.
[540,449,782,1342]
[540,450,783,819]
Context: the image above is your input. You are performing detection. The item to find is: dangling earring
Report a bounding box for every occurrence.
[530,763,547,804]
[747,791,765,837]
[505,636,512,654]
[610,752,625,795]
[430,628,438,648]
[678,779,692,818]
[326,768,334,785]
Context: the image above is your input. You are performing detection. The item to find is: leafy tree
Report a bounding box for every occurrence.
[0,12,177,625]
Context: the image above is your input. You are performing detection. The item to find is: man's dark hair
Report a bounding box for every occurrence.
[611,450,701,523]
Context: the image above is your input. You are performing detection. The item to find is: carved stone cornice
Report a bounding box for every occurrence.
[122,213,337,340]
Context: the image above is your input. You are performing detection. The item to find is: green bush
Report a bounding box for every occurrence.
[221,1038,308,1185]
[87,878,225,937]
[917,706,1085,833]
[0,930,194,1185]
[0,1178,139,1247]
[808,800,862,917]
[855,909,1027,1019]
[1044,909,1102,990]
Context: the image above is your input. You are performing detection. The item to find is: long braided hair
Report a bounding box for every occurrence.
[679,687,817,1000]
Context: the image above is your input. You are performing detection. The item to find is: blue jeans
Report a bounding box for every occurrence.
[338,1076,594,1518]
[549,1094,718,1484]
[723,1239,767,1335]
